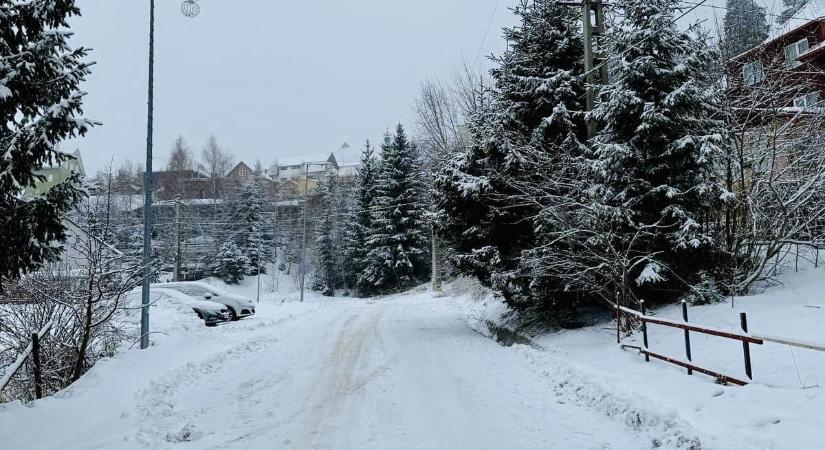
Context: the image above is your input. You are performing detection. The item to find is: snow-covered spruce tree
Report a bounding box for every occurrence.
[313,169,340,295]
[213,241,249,285]
[232,177,272,275]
[433,0,586,311]
[340,141,377,292]
[360,126,430,294]
[722,0,768,59]
[0,0,96,288]
[588,0,723,305]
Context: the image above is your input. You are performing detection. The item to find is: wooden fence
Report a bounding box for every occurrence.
[616,300,825,386]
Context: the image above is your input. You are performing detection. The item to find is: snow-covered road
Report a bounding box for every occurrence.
[0,292,647,449]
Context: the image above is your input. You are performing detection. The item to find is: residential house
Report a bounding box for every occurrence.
[727,2,825,114]
[24,149,86,197]
[54,217,124,276]
[726,3,825,242]
[226,161,255,184]
[151,169,211,201]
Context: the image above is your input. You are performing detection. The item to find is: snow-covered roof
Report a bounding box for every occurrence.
[338,164,360,177]
[63,217,124,258]
[767,1,825,43]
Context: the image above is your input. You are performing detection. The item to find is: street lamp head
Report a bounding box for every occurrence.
[181,0,200,18]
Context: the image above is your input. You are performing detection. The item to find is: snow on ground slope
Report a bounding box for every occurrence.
[1,287,653,450]
[466,269,825,450]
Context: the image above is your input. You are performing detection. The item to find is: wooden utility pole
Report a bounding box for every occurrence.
[563,0,609,137]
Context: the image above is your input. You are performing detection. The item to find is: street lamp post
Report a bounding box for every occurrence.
[140,0,200,350]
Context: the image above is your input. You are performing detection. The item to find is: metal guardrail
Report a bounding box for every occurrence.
[617,299,825,386]
[618,301,760,385]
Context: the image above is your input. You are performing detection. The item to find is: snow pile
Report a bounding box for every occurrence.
[0,287,328,449]
[516,347,702,450]
[456,284,701,449]
[464,266,825,449]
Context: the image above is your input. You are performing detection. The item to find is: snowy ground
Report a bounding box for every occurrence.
[2,269,822,449]
[0,280,649,450]
[465,268,825,450]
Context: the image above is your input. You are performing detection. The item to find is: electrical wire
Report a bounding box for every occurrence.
[679,0,821,23]
[474,0,502,67]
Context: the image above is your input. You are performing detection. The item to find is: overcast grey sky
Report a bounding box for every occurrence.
[67,0,785,174]
[67,0,522,173]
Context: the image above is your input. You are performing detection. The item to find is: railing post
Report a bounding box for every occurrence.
[640,300,649,362]
[740,312,753,380]
[682,300,693,375]
[616,292,621,344]
[31,333,42,400]
[795,243,799,273]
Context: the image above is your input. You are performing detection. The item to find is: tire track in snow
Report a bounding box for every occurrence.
[132,305,323,447]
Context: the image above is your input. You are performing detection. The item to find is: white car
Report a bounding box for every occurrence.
[127,287,230,327]
[151,282,256,321]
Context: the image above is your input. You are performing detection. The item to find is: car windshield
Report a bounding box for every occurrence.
[167,284,212,297]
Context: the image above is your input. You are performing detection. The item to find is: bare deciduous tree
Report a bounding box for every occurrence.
[721,54,825,292]
[167,135,195,171]
[199,134,235,199]
[0,173,145,402]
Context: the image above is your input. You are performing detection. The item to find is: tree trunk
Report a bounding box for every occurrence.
[72,293,94,382]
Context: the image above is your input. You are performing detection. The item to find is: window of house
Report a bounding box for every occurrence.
[742,61,765,86]
[793,92,819,109]
[784,38,810,68]
[239,169,248,177]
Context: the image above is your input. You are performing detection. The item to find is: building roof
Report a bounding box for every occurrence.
[227,161,253,176]
[769,1,825,42]
[732,2,825,61]
[63,216,124,259]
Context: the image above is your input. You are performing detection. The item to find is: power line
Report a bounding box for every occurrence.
[679,0,820,23]
[474,0,502,66]
[580,0,711,83]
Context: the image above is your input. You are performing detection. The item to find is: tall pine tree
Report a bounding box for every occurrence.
[360,126,429,294]
[1,0,96,287]
[232,177,272,275]
[433,0,586,310]
[213,241,249,285]
[722,0,769,58]
[589,0,723,304]
[313,169,340,295]
[340,141,377,292]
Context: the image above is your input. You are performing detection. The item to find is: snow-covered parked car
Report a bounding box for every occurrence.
[151,281,256,321]
[126,287,230,327]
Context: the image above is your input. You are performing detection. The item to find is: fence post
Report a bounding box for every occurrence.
[795,243,799,273]
[682,300,693,375]
[31,332,42,400]
[616,292,621,344]
[640,300,649,362]
[740,312,753,380]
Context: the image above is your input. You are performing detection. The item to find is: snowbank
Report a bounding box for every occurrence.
[463,268,825,449]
